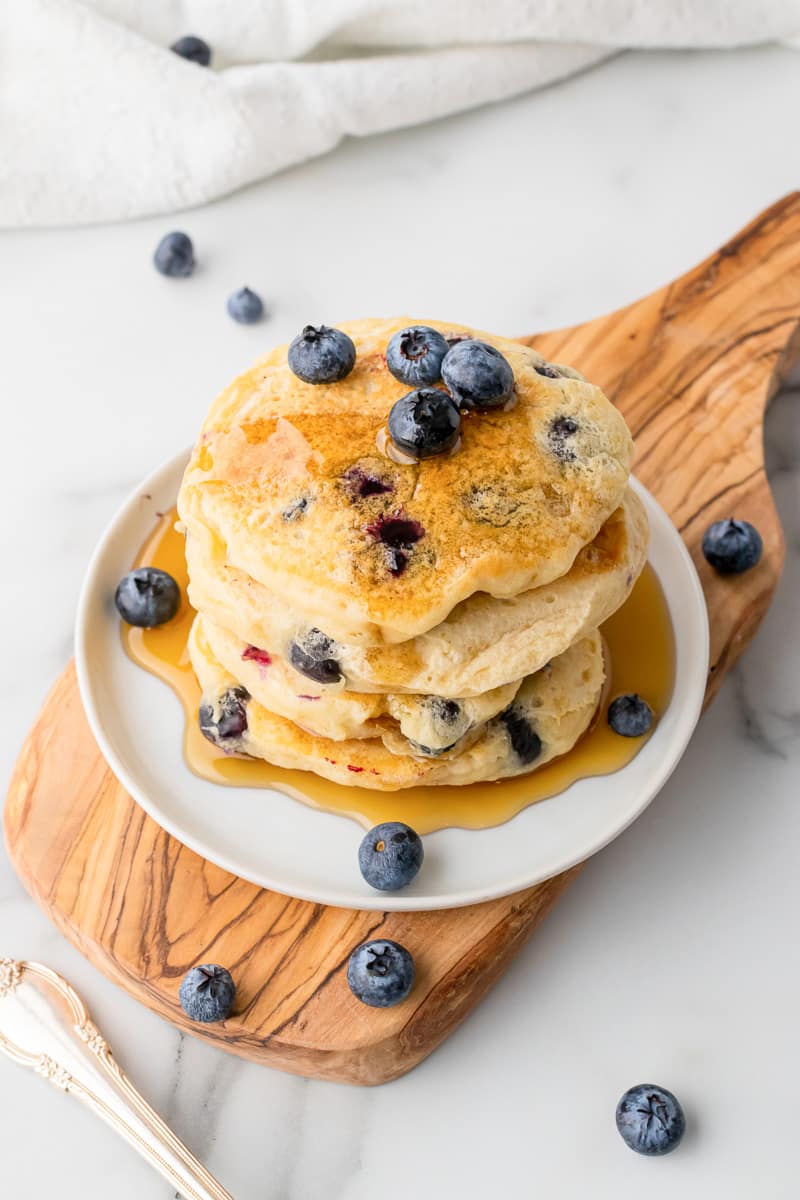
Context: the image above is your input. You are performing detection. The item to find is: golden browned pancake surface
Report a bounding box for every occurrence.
[178,318,633,642]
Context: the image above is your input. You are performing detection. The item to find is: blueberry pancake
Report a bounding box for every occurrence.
[188,622,606,790]
[184,486,647,698]
[178,317,633,645]
[195,612,521,752]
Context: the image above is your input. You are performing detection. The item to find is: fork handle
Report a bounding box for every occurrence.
[0,960,233,1200]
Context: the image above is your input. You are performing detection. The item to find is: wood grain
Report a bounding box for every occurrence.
[5,194,800,1084]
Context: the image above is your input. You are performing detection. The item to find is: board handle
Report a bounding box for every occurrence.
[529,193,800,701]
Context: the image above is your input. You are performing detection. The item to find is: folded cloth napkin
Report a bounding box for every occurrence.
[3,0,799,226]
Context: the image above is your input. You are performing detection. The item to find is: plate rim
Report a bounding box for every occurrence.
[75,448,710,911]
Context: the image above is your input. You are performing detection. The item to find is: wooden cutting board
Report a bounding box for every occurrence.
[5,195,799,1086]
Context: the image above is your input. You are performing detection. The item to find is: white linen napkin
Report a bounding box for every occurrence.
[3,0,799,226]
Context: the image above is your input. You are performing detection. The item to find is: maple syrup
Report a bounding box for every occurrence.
[123,509,675,835]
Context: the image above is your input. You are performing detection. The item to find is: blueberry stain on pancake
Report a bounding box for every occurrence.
[548,414,580,462]
[365,512,425,577]
[242,645,271,667]
[282,495,312,521]
[342,465,395,499]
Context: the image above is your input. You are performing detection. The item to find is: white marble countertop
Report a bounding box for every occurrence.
[2,44,799,1200]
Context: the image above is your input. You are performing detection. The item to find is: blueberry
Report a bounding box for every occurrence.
[115,567,180,627]
[386,326,449,386]
[288,325,356,384]
[410,697,467,756]
[702,518,763,575]
[429,697,461,726]
[199,687,249,746]
[227,287,263,325]
[358,822,423,891]
[616,1084,686,1156]
[153,231,195,278]
[535,363,560,379]
[387,389,461,459]
[441,339,514,410]
[408,740,458,758]
[170,36,212,67]
[608,694,653,737]
[347,940,415,1007]
[499,707,542,765]
[179,965,235,1023]
[289,629,342,684]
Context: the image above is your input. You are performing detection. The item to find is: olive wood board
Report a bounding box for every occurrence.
[6,194,800,1085]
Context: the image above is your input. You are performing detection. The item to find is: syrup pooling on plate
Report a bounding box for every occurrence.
[122,508,675,835]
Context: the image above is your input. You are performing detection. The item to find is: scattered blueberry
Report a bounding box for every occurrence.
[170,36,212,67]
[227,286,263,324]
[288,325,356,384]
[608,694,653,737]
[289,629,343,684]
[115,567,180,627]
[548,414,580,462]
[616,1084,686,1156]
[358,822,424,891]
[386,326,450,386]
[347,940,415,1007]
[535,363,560,379]
[153,231,195,278]
[387,389,461,459]
[199,687,249,746]
[441,339,515,410]
[702,518,763,575]
[499,707,542,765]
[179,965,235,1023]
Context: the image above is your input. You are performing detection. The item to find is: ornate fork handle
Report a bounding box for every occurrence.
[0,959,233,1200]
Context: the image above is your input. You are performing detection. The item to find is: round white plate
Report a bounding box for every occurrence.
[76,450,709,911]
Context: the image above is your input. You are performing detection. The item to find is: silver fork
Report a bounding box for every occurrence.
[0,958,233,1200]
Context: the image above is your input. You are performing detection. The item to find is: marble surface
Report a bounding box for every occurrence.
[2,44,800,1200]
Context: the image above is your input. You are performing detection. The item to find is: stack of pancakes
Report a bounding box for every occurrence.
[177,318,648,791]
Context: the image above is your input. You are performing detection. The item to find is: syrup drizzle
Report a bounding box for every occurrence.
[122,509,675,835]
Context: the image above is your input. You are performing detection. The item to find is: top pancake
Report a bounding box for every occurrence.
[178,317,633,643]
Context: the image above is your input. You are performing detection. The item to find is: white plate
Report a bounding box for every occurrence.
[76,450,709,911]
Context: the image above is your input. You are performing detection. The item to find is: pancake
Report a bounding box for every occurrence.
[185,485,647,698]
[177,317,633,644]
[188,622,605,791]
[197,612,520,752]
